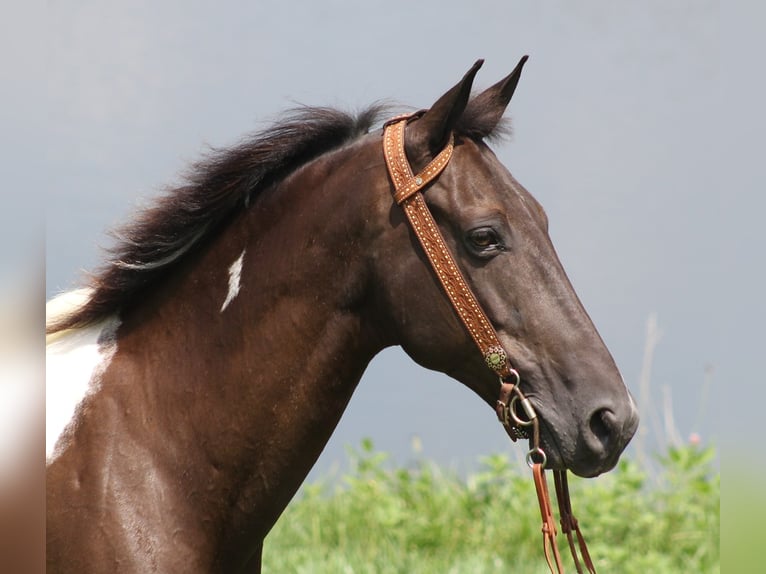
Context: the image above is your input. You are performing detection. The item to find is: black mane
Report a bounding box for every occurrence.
[48,101,509,333]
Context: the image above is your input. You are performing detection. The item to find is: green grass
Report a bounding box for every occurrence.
[263,440,719,573]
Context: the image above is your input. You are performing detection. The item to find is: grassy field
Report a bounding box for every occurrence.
[262,440,719,573]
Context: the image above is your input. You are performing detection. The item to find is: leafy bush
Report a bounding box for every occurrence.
[263,439,719,573]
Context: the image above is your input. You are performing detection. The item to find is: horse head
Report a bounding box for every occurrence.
[370,59,638,478]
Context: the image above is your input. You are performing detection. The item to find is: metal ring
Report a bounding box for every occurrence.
[504,368,520,386]
[526,447,547,468]
[509,395,534,427]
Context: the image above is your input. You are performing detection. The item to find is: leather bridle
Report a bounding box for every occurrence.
[383,113,597,574]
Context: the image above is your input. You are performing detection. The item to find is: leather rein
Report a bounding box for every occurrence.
[383,113,596,574]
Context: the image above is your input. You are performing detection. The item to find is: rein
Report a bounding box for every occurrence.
[383,113,596,574]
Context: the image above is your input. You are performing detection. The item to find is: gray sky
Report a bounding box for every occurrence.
[25,1,759,476]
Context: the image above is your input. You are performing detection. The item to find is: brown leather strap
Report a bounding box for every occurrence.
[534,464,566,574]
[383,115,514,381]
[554,470,597,574]
[383,116,456,205]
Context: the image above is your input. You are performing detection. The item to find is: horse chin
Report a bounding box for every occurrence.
[536,425,617,479]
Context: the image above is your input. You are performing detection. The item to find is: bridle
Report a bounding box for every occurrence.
[383,113,597,574]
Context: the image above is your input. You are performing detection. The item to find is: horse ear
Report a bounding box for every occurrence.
[406,59,484,161]
[461,55,529,137]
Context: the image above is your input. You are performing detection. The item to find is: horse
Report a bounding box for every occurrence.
[46,58,638,573]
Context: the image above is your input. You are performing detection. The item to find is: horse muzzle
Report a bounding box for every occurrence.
[537,392,639,478]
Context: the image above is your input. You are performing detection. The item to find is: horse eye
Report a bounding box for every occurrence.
[467,227,502,252]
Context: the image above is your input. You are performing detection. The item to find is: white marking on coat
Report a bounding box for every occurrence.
[221,249,246,312]
[46,308,120,462]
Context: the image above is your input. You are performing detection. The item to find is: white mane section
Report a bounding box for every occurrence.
[113,225,208,271]
[46,289,120,461]
[46,288,94,345]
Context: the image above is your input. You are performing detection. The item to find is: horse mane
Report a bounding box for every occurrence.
[47,99,510,334]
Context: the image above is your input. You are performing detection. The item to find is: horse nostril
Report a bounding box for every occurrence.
[588,408,617,450]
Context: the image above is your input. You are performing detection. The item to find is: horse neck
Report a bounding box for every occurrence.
[110,137,388,561]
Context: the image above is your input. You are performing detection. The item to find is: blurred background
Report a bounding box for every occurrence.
[41,0,727,470]
[2,0,761,570]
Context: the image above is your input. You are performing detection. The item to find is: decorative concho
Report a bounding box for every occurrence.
[484,346,508,372]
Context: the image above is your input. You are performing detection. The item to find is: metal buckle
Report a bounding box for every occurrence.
[509,394,536,427]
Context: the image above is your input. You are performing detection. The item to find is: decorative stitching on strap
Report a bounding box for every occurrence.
[382,115,512,380]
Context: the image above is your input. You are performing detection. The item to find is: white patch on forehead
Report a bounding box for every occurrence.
[46,316,120,461]
[221,249,246,313]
